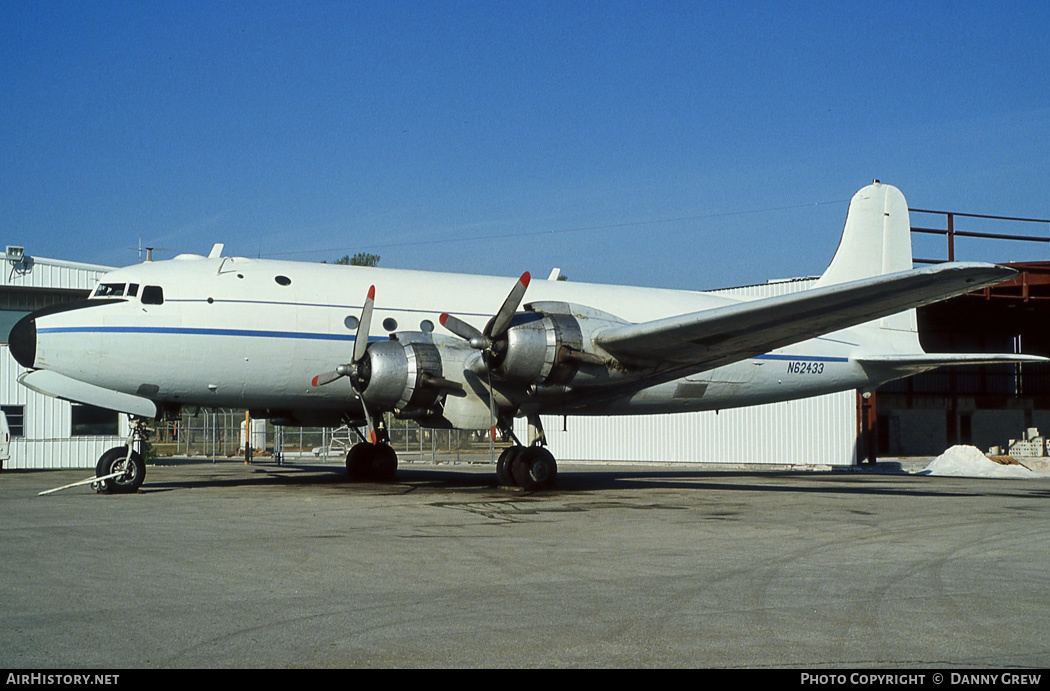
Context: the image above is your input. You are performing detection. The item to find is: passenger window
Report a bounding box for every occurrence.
[141,285,164,305]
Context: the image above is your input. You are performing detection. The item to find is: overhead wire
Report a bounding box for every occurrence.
[261,198,851,259]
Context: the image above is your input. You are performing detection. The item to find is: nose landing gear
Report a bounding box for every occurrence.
[93,446,146,494]
[93,416,149,494]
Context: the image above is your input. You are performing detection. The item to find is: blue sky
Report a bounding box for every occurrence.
[2,1,1048,290]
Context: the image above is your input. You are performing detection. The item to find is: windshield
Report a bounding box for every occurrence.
[92,283,126,298]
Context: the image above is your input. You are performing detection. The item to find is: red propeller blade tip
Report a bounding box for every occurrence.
[367,285,375,300]
[311,376,319,387]
[439,313,449,325]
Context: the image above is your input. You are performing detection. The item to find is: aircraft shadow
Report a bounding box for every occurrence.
[135,459,1042,500]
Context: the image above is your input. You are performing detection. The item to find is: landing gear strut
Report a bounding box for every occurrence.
[94,417,149,494]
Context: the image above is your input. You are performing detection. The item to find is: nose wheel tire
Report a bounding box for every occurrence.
[94,446,146,494]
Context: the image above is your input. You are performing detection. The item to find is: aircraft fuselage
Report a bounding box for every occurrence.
[15,254,868,425]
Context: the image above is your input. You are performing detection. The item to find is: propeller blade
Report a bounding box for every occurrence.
[312,370,343,387]
[488,272,530,339]
[439,312,486,344]
[354,380,376,444]
[353,285,375,364]
[311,286,375,388]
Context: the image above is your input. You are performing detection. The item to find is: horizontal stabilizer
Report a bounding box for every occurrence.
[18,370,157,418]
[856,352,1048,376]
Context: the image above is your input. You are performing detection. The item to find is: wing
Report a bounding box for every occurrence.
[594,262,1018,374]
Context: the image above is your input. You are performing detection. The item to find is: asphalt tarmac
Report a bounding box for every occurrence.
[2,458,1049,669]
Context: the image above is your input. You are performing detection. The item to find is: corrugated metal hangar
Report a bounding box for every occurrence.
[3,206,1049,472]
[1,250,130,469]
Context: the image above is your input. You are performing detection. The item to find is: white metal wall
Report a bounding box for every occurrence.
[1,253,122,470]
[519,390,857,466]
[1,253,112,290]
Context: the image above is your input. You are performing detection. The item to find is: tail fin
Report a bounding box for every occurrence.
[814,182,1050,378]
[816,181,912,288]
[816,181,919,348]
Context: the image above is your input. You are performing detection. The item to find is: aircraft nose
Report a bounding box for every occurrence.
[9,311,37,368]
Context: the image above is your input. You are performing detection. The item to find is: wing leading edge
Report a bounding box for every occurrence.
[594,262,1023,375]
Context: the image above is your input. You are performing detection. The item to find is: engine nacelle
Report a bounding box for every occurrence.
[490,301,624,387]
[356,338,445,414]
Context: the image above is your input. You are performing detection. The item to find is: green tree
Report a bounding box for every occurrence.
[332,253,380,267]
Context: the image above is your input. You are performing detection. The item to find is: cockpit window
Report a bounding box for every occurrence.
[93,283,127,298]
[141,285,164,305]
[127,283,139,297]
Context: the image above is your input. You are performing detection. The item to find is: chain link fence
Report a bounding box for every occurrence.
[148,409,499,465]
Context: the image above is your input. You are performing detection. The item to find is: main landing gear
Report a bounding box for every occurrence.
[497,445,558,491]
[94,417,149,494]
[345,442,398,482]
[494,413,558,491]
[344,425,398,482]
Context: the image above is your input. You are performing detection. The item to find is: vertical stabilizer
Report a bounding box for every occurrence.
[816,181,912,287]
[816,181,919,347]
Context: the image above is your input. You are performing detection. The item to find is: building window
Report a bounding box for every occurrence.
[2,405,24,437]
[71,404,119,436]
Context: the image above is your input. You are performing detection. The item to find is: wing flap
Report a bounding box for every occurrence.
[595,263,1017,373]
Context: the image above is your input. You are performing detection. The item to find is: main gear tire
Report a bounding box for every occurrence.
[511,447,558,491]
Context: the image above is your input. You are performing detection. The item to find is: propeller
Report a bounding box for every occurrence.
[440,272,531,443]
[311,285,377,441]
[439,271,530,368]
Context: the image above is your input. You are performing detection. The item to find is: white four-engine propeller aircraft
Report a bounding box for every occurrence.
[11,182,1045,493]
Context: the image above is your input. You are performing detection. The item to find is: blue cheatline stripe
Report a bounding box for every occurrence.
[37,325,374,342]
[40,327,852,360]
[754,353,849,363]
